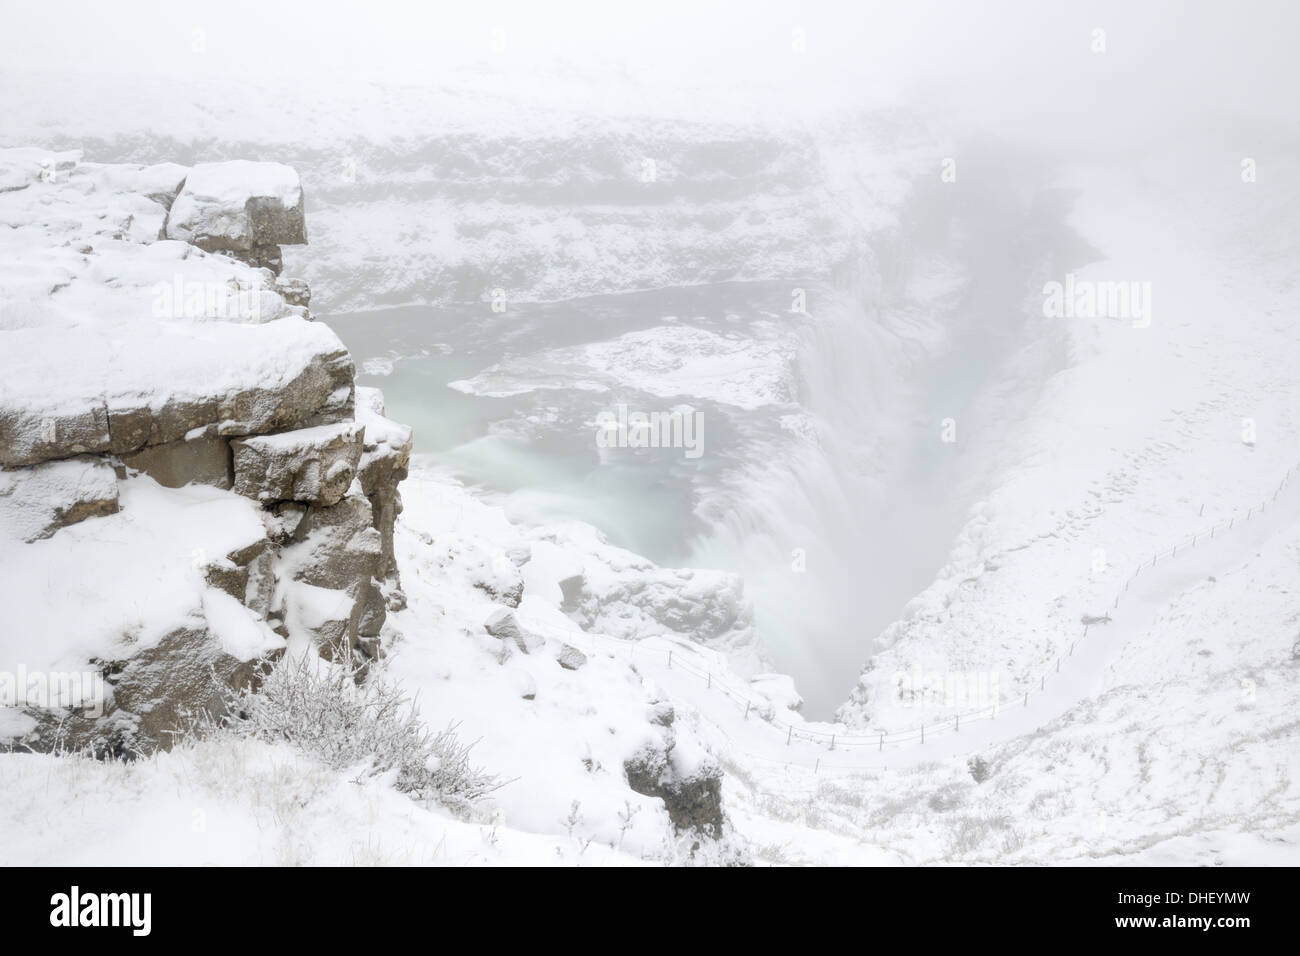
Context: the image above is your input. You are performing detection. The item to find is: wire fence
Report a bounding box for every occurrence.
[603,461,1300,768]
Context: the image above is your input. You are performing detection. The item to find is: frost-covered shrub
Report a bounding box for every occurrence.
[946,814,1023,859]
[223,654,500,814]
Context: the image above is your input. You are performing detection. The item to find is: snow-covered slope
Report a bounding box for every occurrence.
[841,148,1300,732]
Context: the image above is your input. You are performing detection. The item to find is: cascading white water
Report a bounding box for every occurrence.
[687,287,938,716]
[685,158,1073,717]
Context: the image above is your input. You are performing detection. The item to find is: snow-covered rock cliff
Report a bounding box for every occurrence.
[0,149,412,753]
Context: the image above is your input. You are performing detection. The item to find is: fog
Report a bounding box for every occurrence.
[5,1,1296,144]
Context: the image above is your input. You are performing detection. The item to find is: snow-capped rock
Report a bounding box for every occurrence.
[482,606,543,654]
[0,319,357,469]
[166,161,306,274]
[624,703,725,839]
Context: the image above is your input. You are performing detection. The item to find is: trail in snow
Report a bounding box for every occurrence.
[608,461,1300,774]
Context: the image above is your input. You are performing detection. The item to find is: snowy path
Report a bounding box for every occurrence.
[607,462,1300,775]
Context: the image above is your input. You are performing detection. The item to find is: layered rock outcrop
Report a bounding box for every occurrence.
[0,149,412,754]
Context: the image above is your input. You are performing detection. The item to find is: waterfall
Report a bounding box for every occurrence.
[687,155,1072,717]
[687,286,925,716]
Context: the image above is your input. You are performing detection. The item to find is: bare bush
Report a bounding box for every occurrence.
[223,654,502,815]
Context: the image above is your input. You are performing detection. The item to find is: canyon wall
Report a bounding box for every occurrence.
[0,71,939,315]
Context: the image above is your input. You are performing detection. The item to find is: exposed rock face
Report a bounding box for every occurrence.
[232,422,364,506]
[354,387,413,585]
[121,432,231,490]
[0,150,412,753]
[94,624,270,750]
[273,490,389,661]
[285,493,384,593]
[20,616,279,758]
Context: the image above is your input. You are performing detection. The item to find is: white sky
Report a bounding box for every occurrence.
[2,1,1296,141]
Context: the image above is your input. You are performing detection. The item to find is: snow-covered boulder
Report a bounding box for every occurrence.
[624,703,725,838]
[483,606,543,654]
[554,642,587,671]
[231,422,365,507]
[166,161,307,274]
